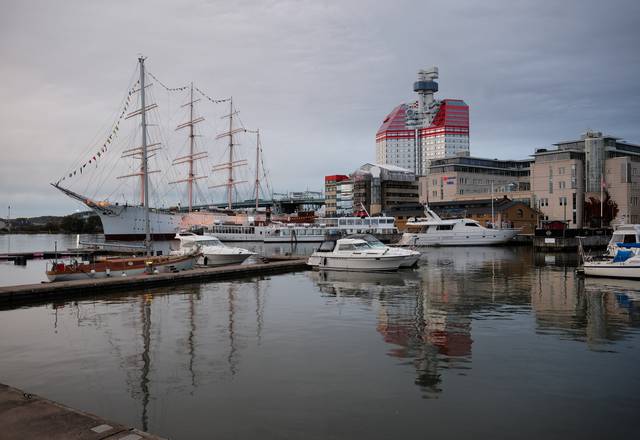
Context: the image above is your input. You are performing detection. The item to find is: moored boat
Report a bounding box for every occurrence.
[46,253,196,281]
[583,245,640,279]
[171,232,254,266]
[307,238,409,272]
[347,234,420,267]
[397,207,519,246]
[47,57,198,281]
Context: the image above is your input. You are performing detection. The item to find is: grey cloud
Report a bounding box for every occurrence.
[1,0,639,216]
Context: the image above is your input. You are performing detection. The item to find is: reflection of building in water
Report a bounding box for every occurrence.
[373,246,534,396]
[532,269,640,347]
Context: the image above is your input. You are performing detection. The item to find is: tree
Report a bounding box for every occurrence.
[583,191,618,227]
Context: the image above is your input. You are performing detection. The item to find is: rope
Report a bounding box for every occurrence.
[194,86,230,104]
[148,72,188,92]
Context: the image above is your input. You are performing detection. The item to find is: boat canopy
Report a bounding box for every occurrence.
[613,249,635,262]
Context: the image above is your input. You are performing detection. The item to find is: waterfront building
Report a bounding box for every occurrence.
[376,67,470,176]
[531,131,640,227]
[324,175,349,217]
[351,163,419,215]
[419,156,533,206]
[336,178,354,216]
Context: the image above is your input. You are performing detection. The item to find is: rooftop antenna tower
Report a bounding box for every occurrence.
[414,67,439,123]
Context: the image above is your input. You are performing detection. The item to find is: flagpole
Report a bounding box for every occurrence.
[600,173,604,228]
[491,180,494,228]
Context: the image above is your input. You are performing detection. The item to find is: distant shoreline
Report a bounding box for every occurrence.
[0,212,103,235]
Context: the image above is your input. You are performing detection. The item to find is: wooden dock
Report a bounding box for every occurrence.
[0,258,309,305]
[0,383,165,440]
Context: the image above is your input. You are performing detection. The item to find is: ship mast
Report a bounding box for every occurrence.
[210,97,247,210]
[171,82,207,212]
[119,56,161,255]
[140,57,151,254]
[246,128,261,210]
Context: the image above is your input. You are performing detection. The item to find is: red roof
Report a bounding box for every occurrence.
[376,99,469,136]
[325,174,349,183]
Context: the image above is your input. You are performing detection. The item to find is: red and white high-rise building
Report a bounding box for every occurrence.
[376,67,470,175]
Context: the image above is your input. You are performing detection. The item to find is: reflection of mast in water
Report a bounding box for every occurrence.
[140,294,152,432]
[255,278,264,345]
[187,289,200,390]
[227,284,238,376]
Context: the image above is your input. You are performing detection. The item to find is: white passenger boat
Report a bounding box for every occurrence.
[171,232,254,266]
[307,238,409,272]
[583,244,640,279]
[208,223,326,242]
[317,216,399,242]
[397,208,519,246]
[208,216,400,243]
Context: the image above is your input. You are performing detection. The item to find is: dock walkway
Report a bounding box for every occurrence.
[0,258,308,305]
[0,383,165,440]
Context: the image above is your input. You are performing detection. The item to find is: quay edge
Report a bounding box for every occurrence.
[0,383,166,440]
[0,258,309,305]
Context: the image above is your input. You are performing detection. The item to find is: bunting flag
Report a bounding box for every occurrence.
[194,86,230,104]
[148,71,188,92]
[57,81,139,184]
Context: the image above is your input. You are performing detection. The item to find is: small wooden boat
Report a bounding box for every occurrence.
[46,253,197,281]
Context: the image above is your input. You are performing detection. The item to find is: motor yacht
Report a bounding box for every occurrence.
[172,232,255,266]
[347,234,420,267]
[397,207,519,246]
[583,243,640,279]
[605,224,640,256]
[307,238,409,272]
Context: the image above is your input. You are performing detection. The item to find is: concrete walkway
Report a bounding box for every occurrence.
[0,383,166,440]
[0,258,308,305]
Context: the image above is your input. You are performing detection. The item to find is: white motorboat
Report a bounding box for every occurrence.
[606,224,640,256]
[307,238,409,272]
[348,234,420,267]
[171,232,255,266]
[583,244,640,279]
[397,207,519,246]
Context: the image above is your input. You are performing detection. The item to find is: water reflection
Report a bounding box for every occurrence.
[307,246,640,398]
[0,248,639,439]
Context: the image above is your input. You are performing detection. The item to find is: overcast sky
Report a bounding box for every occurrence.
[1,0,639,217]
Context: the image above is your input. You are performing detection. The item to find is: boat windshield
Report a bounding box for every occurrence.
[199,239,224,247]
[353,242,371,250]
[347,234,385,248]
[612,233,637,244]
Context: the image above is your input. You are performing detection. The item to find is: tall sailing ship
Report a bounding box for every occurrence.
[52,57,265,240]
[47,57,198,281]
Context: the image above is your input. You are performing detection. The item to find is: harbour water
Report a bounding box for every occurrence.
[0,234,317,287]
[0,237,639,439]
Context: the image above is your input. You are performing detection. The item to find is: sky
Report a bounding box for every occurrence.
[1,0,639,217]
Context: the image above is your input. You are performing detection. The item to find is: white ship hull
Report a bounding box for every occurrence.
[200,253,253,266]
[398,229,519,247]
[583,262,640,279]
[95,205,183,240]
[307,254,406,272]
